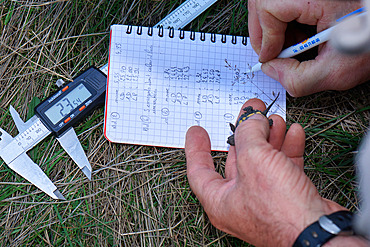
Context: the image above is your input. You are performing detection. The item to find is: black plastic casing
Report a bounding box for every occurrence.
[35,66,107,137]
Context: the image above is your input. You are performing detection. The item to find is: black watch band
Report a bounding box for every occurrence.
[293,211,354,247]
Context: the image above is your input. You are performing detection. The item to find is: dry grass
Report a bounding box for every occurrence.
[0,0,368,246]
[288,88,370,211]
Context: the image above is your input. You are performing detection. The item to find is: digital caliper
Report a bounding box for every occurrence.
[0,67,106,199]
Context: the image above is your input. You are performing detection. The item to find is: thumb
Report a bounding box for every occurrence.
[261,58,328,97]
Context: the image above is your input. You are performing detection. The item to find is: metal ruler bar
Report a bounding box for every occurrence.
[99,63,108,75]
[155,0,219,29]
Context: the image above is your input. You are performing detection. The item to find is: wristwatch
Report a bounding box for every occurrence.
[293,211,354,247]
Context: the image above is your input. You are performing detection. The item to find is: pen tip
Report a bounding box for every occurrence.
[250,63,262,73]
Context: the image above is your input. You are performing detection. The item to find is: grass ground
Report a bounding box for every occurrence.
[0,0,369,246]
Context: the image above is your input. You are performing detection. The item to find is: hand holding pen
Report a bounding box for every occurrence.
[250,8,365,73]
[248,0,370,97]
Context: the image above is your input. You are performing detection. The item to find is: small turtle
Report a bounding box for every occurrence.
[227,93,280,146]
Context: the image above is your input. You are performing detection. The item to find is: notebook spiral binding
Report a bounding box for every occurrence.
[125,25,247,46]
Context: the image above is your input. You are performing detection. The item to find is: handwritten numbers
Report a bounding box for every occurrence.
[164,66,190,81]
[114,67,140,84]
[197,94,220,105]
[196,68,221,84]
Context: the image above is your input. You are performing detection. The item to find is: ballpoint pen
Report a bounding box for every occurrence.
[250,7,365,73]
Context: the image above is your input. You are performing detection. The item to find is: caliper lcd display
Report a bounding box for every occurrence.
[44,84,92,125]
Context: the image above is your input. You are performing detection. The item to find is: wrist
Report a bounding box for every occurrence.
[275,205,346,246]
[297,204,346,234]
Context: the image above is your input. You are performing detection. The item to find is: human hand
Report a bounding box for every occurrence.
[185,98,348,246]
[248,0,370,97]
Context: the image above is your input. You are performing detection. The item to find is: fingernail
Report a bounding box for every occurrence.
[258,43,267,63]
[261,63,279,81]
[258,54,266,63]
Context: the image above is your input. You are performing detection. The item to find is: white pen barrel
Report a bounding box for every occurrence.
[278,27,333,58]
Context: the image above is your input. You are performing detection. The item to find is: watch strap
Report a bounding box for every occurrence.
[293,211,353,247]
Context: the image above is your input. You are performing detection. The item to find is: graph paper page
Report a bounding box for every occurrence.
[104,25,286,151]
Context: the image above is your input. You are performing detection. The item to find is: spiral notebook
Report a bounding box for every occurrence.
[104,25,286,151]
